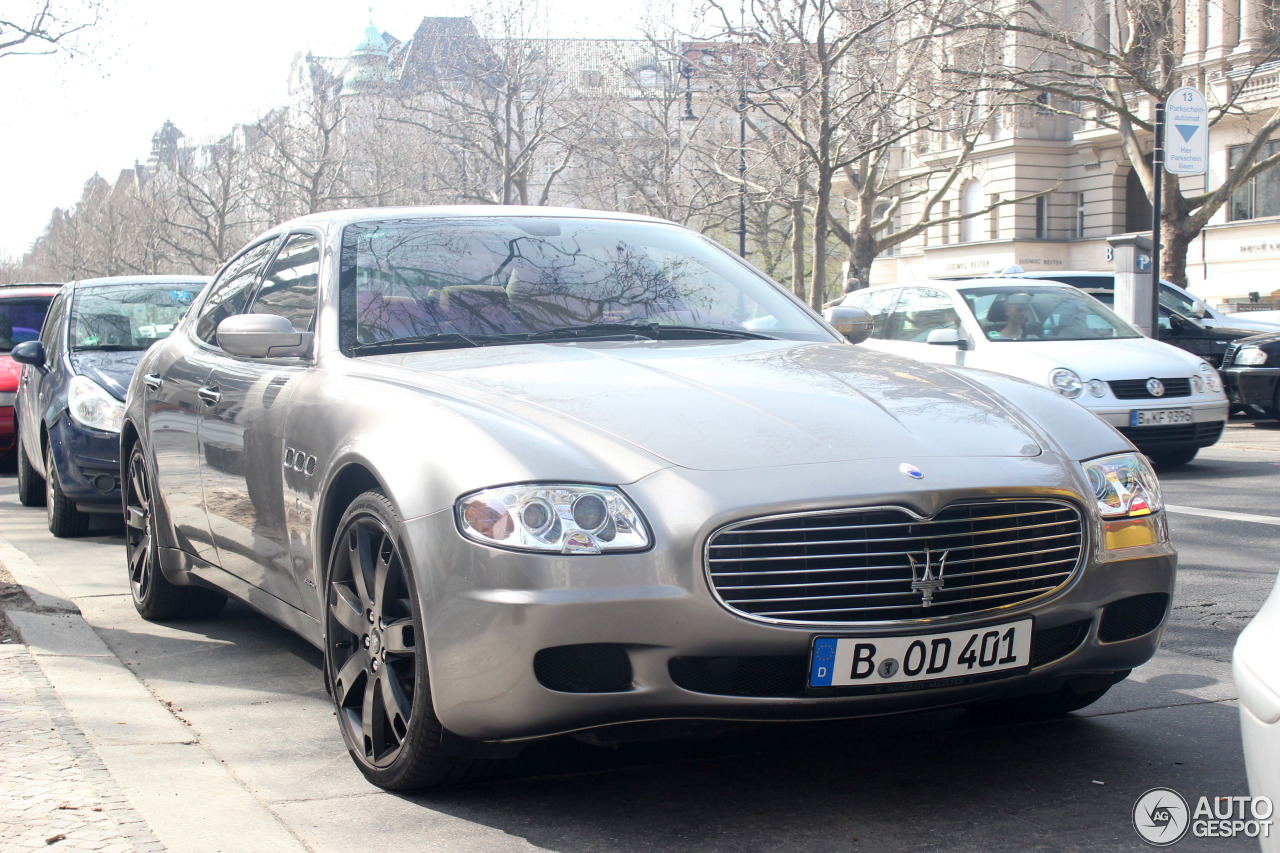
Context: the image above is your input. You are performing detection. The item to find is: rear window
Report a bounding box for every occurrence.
[0,297,54,352]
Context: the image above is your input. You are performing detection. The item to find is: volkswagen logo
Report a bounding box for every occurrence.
[1146,378,1166,397]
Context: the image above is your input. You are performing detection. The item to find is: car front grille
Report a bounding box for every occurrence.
[1108,378,1192,399]
[706,500,1084,625]
[1221,342,1241,368]
[1119,421,1223,446]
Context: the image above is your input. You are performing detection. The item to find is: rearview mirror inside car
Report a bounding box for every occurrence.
[216,314,312,359]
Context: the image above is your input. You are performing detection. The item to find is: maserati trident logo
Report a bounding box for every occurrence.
[908,548,949,607]
[899,463,924,479]
[1146,378,1166,397]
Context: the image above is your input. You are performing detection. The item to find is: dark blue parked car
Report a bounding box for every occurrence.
[12,276,207,536]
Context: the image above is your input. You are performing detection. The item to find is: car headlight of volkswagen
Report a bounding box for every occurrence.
[1235,346,1268,367]
[1081,453,1168,551]
[457,484,650,554]
[1049,368,1084,399]
[67,375,125,433]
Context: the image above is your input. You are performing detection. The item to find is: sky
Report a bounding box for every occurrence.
[0,0,676,260]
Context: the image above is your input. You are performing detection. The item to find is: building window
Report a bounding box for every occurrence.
[961,181,984,242]
[988,194,1000,239]
[1075,192,1086,237]
[941,200,951,244]
[1229,141,1280,221]
[1035,196,1048,238]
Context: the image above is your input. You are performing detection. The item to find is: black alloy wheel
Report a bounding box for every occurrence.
[45,441,89,537]
[15,432,46,507]
[125,443,225,621]
[326,491,485,789]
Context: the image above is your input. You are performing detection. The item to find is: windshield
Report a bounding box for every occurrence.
[340,217,831,353]
[70,283,199,352]
[959,286,1141,342]
[0,296,54,353]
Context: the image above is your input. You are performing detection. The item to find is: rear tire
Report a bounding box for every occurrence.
[125,443,226,621]
[16,432,45,507]
[46,442,90,537]
[325,490,489,789]
[1148,446,1198,467]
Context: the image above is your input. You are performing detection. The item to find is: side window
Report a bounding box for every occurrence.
[844,288,898,338]
[40,293,67,361]
[884,288,962,342]
[1158,284,1198,317]
[195,240,280,345]
[252,233,320,332]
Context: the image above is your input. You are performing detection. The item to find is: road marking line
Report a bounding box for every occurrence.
[1166,504,1280,526]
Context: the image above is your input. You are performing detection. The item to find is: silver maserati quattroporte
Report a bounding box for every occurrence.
[121,207,1175,789]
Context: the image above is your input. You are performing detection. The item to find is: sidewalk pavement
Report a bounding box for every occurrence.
[0,536,310,853]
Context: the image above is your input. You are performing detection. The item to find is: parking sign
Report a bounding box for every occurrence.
[1166,88,1208,175]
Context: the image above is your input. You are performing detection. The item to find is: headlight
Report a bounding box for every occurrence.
[1086,379,1107,397]
[1049,368,1083,399]
[456,484,650,554]
[1236,346,1268,367]
[1197,361,1221,391]
[67,375,124,433]
[1082,453,1167,551]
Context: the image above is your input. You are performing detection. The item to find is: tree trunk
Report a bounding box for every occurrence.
[791,195,806,299]
[811,171,831,311]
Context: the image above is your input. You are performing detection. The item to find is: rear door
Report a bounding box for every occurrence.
[17,290,67,472]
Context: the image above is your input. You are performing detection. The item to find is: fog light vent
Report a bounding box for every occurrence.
[533,644,632,693]
[1099,593,1169,642]
[1029,619,1091,667]
[668,655,807,697]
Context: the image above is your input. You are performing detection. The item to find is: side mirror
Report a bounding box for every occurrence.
[926,328,962,346]
[10,340,47,372]
[217,314,312,359]
[823,306,874,344]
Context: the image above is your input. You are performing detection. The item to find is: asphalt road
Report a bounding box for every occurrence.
[2,420,1278,853]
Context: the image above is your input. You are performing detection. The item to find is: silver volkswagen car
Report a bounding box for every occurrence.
[121,207,1175,790]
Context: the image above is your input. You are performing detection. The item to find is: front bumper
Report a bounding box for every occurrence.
[49,415,123,512]
[1223,367,1280,418]
[406,457,1176,743]
[1088,399,1228,451]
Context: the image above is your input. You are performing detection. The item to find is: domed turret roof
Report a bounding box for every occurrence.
[345,9,393,94]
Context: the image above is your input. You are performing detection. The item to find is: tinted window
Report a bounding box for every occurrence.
[340,218,831,351]
[39,292,67,360]
[252,233,320,332]
[196,240,280,345]
[0,295,54,353]
[884,288,962,342]
[70,283,200,352]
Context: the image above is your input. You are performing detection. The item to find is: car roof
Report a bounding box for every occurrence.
[0,283,62,297]
[267,205,675,236]
[70,275,209,289]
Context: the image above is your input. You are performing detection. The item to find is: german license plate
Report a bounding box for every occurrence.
[1130,408,1193,427]
[809,619,1033,690]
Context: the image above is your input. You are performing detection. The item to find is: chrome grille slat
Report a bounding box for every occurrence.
[708,531,1080,564]
[718,556,1079,591]
[706,500,1084,625]
[709,519,1078,550]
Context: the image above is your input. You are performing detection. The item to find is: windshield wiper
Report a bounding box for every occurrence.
[349,332,506,355]
[527,323,773,341]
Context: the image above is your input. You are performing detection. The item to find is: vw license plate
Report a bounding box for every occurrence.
[809,619,1033,690]
[1130,408,1193,427]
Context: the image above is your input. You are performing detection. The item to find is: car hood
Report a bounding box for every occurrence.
[372,340,1045,471]
[974,336,1205,381]
[0,355,18,393]
[69,350,145,401]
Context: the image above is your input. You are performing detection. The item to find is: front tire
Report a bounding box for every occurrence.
[16,432,46,507]
[46,441,89,537]
[125,444,226,621]
[325,490,486,790]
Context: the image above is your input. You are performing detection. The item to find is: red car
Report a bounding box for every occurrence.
[1,284,61,459]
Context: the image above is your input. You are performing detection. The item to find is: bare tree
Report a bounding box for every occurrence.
[1,0,99,61]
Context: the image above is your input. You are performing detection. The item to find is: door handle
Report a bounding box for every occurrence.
[143,373,163,391]
[198,386,222,406]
